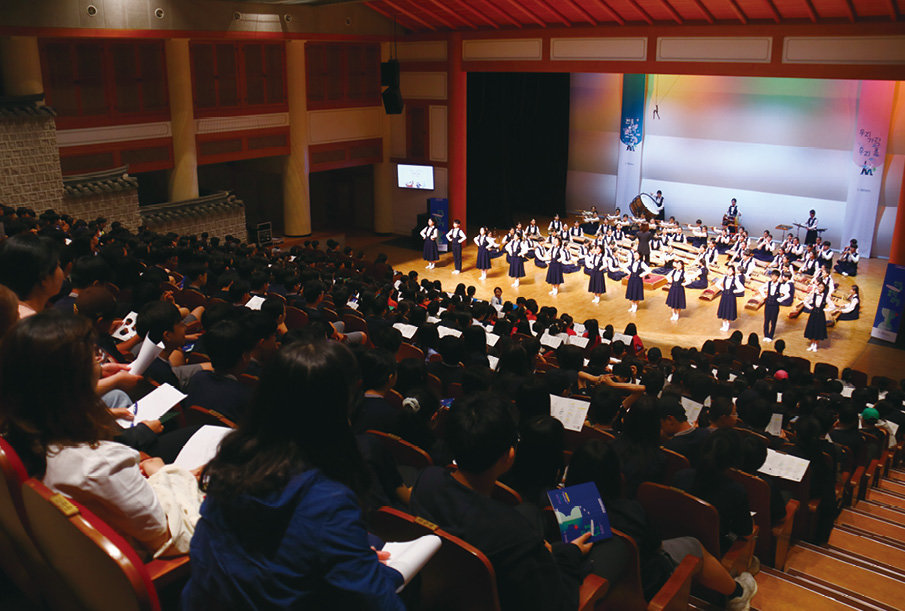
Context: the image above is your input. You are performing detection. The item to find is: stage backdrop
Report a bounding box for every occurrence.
[567,74,905,258]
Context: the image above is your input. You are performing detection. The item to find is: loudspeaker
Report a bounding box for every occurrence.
[381,59,400,88]
[382,87,404,115]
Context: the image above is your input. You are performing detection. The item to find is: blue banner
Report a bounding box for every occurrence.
[871,262,905,343]
[619,74,646,150]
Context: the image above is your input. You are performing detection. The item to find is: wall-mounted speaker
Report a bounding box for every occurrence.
[382,87,404,115]
[381,60,400,89]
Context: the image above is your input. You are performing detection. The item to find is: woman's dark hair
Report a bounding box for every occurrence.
[0,234,60,299]
[621,396,661,448]
[498,344,530,377]
[564,439,622,502]
[502,415,565,502]
[693,428,740,494]
[0,311,113,477]
[202,340,368,503]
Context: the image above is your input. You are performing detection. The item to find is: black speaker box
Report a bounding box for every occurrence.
[381,59,400,88]
[382,87,404,115]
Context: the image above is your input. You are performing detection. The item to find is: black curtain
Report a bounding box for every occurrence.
[466,72,570,230]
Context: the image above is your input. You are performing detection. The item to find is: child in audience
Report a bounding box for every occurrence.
[0,234,64,318]
[184,320,255,423]
[183,340,406,609]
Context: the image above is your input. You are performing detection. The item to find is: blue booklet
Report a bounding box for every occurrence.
[547,482,613,544]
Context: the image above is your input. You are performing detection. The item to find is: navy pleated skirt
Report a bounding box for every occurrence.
[423,239,438,261]
[717,292,737,321]
[546,261,564,285]
[476,247,491,270]
[625,273,644,301]
[588,270,606,294]
[666,283,686,309]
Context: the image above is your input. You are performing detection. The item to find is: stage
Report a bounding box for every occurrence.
[336,230,905,382]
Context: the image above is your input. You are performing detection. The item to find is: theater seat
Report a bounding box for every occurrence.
[366,430,433,470]
[21,479,189,611]
[185,404,237,429]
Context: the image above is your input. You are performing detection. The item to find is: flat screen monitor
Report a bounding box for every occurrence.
[397,164,435,190]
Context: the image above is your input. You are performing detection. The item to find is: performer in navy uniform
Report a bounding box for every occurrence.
[505,236,528,288]
[548,214,564,235]
[804,209,819,245]
[653,190,665,221]
[420,218,439,269]
[778,271,796,307]
[759,270,784,342]
[834,239,860,276]
[717,265,745,332]
[836,285,860,321]
[585,244,607,304]
[445,219,466,275]
[525,218,542,240]
[804,280,830,352]
[685,262,710,290]
[665,260,687,321]
[726,198,739,221]
[543,236,568,296]
[474,227,496,280]
[623,250,651,313]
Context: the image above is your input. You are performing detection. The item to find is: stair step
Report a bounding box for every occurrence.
[824,531,905,575]
[856,500,905,526]
[752,566,866,611]
[784,546,904,610]
[838,509,905,541]
[868,489,905,509]
[877,478,905,496]
[886,470,905,483]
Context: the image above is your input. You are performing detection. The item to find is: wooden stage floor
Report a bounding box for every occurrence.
[341,232,905,381]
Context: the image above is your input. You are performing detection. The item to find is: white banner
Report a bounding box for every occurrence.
[843,80,895,258]
[615,74,646,211]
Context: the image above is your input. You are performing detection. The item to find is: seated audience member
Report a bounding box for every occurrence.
[410,392,596,611]
[566,440,757,607]
[705,397,739,430]
[52,255,112,313]
[427,335,466,392]
[0,284,18,339]
[789,416,837,544]
[241,310,281,378]
[673,429,754,554]
[185,320,255,423]
[76,286,130,363]
[738,436,787,527]
[660,395,711,466]
[182,341,406,610]
[501,414,565,509]
[0,233,65,318]
[352,348,403,435]
[0,311,200,557]
[613,396,667,497]
[301,279,367,346]
[136,300,207,390]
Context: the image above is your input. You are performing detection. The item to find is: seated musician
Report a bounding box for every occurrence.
[834,239,859,276]
[568,220,586,243]
[752,231,775,262]
[687,220,708,247]
[525,218,542,240]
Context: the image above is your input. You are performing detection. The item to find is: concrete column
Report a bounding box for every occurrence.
[283,40,312,237]
[165,39,199,201]
[0,36,43,97]
[372,41,395,234]
[889,160,905,266]
[447,33,467,231]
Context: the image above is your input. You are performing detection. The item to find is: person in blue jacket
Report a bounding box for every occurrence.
[182,340,406,610]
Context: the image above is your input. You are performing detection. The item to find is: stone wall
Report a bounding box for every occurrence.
[0,108,63,210]
[140,192,248,240]
[61,189,142,230]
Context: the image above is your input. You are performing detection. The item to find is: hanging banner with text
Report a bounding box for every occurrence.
[843,80,895,258]
[872,262,905,344]
[614,74,647,212]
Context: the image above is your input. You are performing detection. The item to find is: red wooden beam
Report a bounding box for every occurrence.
[761,0,782,23]
[841,0,856,22]
[655,0,685,23]
[683,0,715,23]
[725,0,748,23]
[616,0,654,24]
[583,0,626,25]
[802,0,819,22]
[381,0,437,30]
[501,0,547,27]
[885,0,899,20]
[561,0,599,25]
[425,0,478,29]
[538,0,573,25]
[457,1,502,28]
[416,0,458,29]
[486,0,527,27]
[366,2,418,31]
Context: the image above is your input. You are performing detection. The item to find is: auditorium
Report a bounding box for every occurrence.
[1,0,904,609]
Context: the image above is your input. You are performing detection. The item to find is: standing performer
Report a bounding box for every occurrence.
[635,222,653,265]
[543,236,567,296]
[778,271,796,307]
[759,269,784,343]
[804,280,829,351]
[665,260,687,321]
[653,190,665,220]
[474,227,496,280]
[623,250,651,313]
[420,218,439,269]
[585,244,607,304]
[717,265,745,332]
[804,209,819,245]
[445,219,467,275]
[505,235,528,288]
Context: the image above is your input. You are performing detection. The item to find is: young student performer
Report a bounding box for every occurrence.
[623,249,651,313]
[834,239,859,276]
[585,243,608,304]
[834,284,860,321]
[759,270,787,343]
[543,236,568,296]
[717,265,746,332]
[804,209,819,245]
[420,217,439,270]
[665,259,687,321]
[474,227,496,280]
[446,219,467,275]
[804,280,829,352]
[505,235,528,288]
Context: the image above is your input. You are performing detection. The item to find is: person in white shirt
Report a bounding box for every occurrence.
[834,239,859,276]
[622,250,651,313]
[505,236,529,288]
[584,243,608,303]
[759,269,788,342]
[548,214,563,235]
[420,217,439,269]
[445,219,467,274]
[716,265,746,332]
[473,227,497,280]
[805,210,819,245]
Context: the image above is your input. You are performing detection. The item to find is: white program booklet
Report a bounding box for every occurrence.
[383,534,443,593]
[116,383,186,428]
[437,326,462,339]
[572,323,586,335]
[485,333,500,347]
[757,449,809,483]
[487,355,499,371]
[173,425,233,472]
[540,332,563,349]
[427,316,441,324]
[244,295,266,310]
[569,335,589,349]
[129,336,165,376]
[680,397,704,425]
[550,394,590,432]
[392,323,418,340]
[765,413,784,437]
[112,311,139,341]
